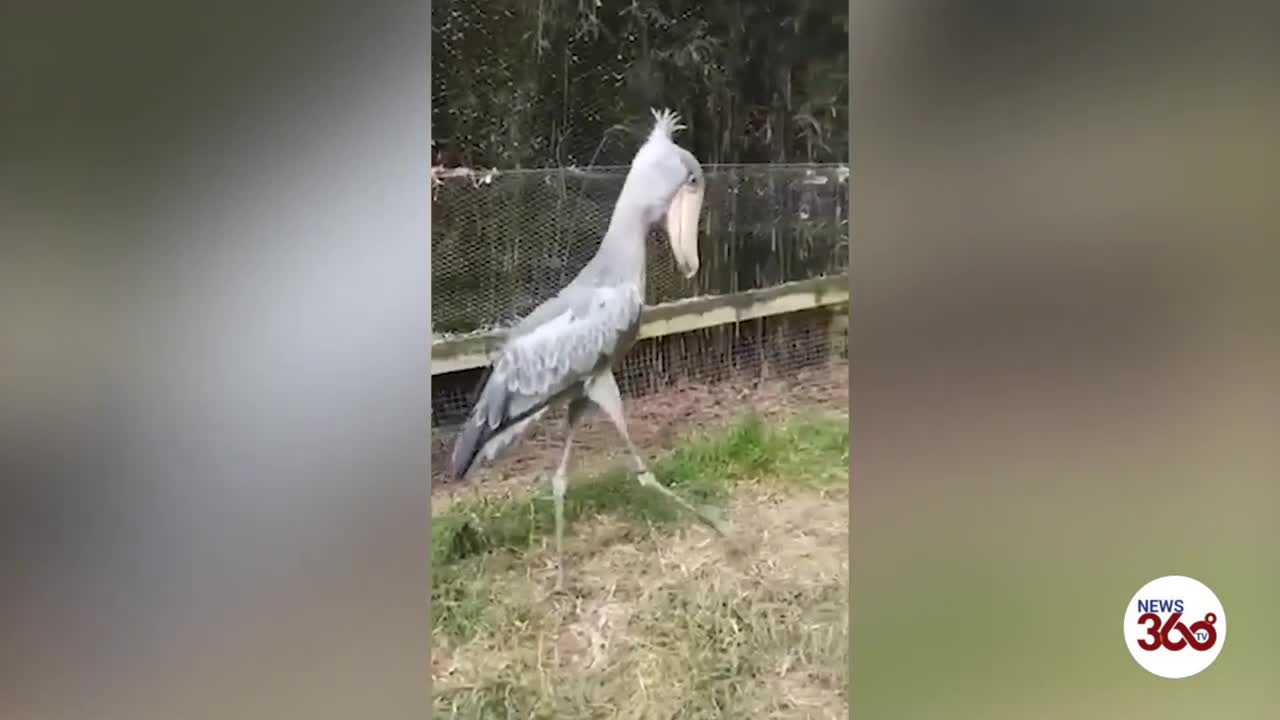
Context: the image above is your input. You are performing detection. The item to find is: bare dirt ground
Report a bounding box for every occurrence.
[430,361,849,513]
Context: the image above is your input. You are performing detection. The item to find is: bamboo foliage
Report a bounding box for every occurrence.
[431,0,848,168]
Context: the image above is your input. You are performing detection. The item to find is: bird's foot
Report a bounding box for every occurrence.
[551,573,571,597]
[637,470,730,536]
[697,506,731,537]
[549,556,569,595]
[701,507,732,535]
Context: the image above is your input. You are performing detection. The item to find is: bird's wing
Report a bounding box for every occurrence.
[499,284,640,396]
[448,283,642,479]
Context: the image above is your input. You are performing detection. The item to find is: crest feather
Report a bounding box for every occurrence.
[648,108,686,140]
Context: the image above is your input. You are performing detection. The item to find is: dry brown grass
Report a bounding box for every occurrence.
[432,412,849,720]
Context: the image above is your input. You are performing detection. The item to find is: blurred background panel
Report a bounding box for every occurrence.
[852,2,1279,717]
[2,2,431,719]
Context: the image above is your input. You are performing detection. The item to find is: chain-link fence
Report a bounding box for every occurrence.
[431,163,849,489]
[432,163,849,336]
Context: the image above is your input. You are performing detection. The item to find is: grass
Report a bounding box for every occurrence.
[431,412,850,719]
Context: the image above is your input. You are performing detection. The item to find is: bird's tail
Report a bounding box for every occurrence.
[449,365,559,482]
[449,369,501,481]
[448,417,488,482]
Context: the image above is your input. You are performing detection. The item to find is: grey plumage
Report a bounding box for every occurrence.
[447,109,722,590]
[449,109,700,481]
[448,283,643,480]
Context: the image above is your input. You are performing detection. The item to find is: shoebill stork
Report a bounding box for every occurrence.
[449,108,726,589]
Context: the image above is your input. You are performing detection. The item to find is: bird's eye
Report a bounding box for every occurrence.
[686,175,698,188]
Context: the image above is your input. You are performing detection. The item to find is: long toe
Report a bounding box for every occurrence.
[697,507,729,535]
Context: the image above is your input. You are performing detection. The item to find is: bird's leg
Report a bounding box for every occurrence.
[586,370,728,535]
[550,397,588,592]
[550,425,575,592]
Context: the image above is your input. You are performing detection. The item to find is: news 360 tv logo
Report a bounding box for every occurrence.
[1123,575,1226,679]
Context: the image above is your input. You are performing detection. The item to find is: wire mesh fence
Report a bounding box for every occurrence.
[431,163,849,337]
[431,309,848,492]
[431,163,849,490]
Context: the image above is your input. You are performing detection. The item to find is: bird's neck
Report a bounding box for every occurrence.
[589,204,649,286]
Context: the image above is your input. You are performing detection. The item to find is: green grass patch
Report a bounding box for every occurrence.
[431,413,848,639]
[769,415,851,489]
[432,413,847,568]
[432,411,851,718]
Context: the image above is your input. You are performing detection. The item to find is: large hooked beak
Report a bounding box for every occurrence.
[665,183,704,279]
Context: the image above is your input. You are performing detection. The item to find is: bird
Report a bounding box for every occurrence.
[448,108,728,590]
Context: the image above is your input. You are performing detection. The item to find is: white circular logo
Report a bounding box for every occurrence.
[1123,575,1226,679]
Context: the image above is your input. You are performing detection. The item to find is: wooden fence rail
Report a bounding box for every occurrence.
[431,274,849,375]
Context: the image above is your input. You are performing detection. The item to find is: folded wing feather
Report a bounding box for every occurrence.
[447,283,642,480]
